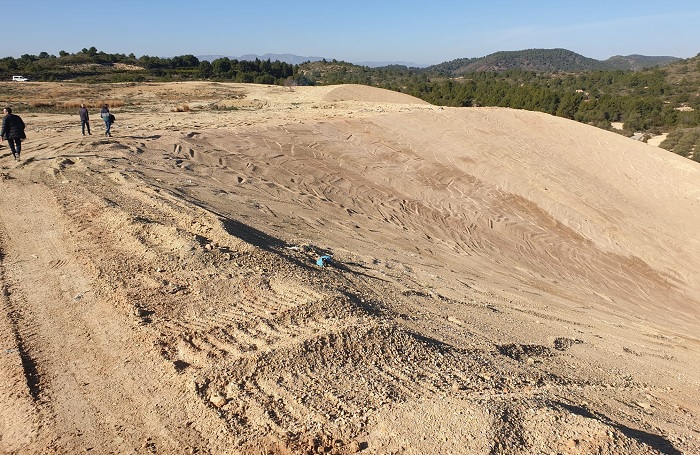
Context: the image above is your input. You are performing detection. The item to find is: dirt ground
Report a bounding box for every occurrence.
[0,81,698,455]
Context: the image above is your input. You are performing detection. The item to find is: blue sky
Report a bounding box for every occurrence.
[2,0,698,65]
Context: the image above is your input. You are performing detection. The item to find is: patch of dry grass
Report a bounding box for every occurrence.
[26,99,126,110]
[61,100,125,109]
[28,100,57,108]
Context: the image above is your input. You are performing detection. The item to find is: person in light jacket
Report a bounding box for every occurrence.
[100,104,112,137]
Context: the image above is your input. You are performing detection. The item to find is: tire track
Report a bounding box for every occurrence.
[0,225,41,452]
[0,176,235,453]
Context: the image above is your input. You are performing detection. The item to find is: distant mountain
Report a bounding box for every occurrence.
[197,53,326,65]
[427,49,681,74]
[355,61,428,69]
[196,49,681,73]
[197,54,428,68]
[603,54,681,70]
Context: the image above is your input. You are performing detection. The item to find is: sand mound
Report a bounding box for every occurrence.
[0,82,698,454]
[322,84,430,104]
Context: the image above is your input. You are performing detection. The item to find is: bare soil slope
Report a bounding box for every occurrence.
[1,82,699,454]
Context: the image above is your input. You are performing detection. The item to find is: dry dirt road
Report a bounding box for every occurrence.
[0,82,699,454]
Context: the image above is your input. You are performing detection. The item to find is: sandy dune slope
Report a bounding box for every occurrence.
[0,82,698,454]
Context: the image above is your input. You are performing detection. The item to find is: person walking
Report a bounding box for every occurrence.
[1,107,26,161]
[79,104,92,135]
[100,103,112,137]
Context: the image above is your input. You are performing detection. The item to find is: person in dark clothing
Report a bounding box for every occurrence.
[100,104,112,137]
[79,104,91,135]
[1,107,26,161]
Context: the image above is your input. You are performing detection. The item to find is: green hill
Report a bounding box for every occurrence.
[428,49,680,75]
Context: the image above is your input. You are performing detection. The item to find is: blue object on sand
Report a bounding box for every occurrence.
[317,255,332,267]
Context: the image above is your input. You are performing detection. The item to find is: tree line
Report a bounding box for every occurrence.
[0,48,304,85]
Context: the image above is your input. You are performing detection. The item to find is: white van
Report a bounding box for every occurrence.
[12,75,28,82]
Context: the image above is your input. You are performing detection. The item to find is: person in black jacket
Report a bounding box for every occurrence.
[79,104,91,135]
[1,107,26,161]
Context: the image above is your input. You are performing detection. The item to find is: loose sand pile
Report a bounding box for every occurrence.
[0,81,698,454]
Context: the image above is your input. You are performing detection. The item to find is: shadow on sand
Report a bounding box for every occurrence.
[556,401,681,455]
